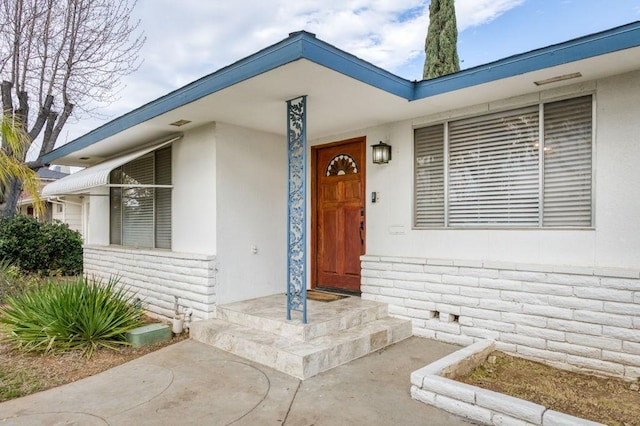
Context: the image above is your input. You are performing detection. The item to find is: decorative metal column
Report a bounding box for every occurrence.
[286,96,307,323]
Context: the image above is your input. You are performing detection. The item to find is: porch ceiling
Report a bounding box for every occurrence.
[47,24,640,167]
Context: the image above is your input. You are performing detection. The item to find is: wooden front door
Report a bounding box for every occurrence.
[312,137,366,293]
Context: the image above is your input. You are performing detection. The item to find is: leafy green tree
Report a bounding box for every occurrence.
[423,0,460,79]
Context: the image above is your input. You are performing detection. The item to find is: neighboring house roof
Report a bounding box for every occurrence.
[18,168,69,204]
[37,168,69,180]
[42,21,640,167]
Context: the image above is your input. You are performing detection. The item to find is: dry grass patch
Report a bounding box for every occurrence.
[457,351,640,426]
[0,329,188,402]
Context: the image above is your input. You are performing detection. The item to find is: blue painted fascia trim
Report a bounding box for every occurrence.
[300,36,414,99]
[42,31,411,164]
[43,21,640,163]
[415,20,640,99]
[42,33,307,163]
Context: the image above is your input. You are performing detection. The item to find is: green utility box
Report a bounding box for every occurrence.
[125,323,172,348]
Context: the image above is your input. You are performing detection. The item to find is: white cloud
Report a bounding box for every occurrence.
[455,0,525,31]
[58,0,525,144]
[131,0,525,93]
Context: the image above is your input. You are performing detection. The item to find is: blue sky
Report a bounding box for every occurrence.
[447,0,640,75]
[53,0,640,148]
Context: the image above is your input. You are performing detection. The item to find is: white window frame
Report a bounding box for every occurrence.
[413,95,595,229]
[109,146,172,249]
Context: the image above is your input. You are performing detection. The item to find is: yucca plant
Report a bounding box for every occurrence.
[0,276,143,358]
[0,258,17,302]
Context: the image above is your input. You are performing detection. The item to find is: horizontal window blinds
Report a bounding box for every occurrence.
[122,187,154,247]
[110,187,122,245]
[109,148,173,249]
[413,95,593,228]
[448,107,540,226]
[122,154,154,185]
[122,155,154,247]
[155,147,172,249]
[543,96,592,227]
[415,124,445,227]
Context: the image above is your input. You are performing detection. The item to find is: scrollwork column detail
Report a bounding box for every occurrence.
[286,96,307,323]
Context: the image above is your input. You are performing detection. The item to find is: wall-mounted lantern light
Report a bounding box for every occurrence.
[372,141,392,164]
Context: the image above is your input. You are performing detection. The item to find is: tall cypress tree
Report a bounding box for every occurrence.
[423,0,460,79]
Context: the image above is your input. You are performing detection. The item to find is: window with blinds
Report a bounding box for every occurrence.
[155,147,172,249]
[110,147,172,248]
[415,124,445,227]
[414,95,592,228]
[543,97,592,227]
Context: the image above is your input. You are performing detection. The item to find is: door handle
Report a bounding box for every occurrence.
[359,221,364,245]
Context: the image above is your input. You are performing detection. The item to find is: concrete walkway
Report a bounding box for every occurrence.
[0,337,472,425]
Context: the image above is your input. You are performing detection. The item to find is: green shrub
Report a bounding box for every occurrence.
[0,276,143,358]
[0,215,82,275]
[40,221,83,275]
[0,215,44,273]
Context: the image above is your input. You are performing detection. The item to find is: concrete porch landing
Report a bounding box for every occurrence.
[190,294,412,379]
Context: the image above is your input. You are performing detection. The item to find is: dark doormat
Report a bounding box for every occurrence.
[306,290,348,302]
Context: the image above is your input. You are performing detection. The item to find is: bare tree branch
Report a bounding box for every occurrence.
[37,0,54,106]
[40,109,56,157]
[28,93,52,141]
[44,101,72,156]
[0,0,144,216]
[1,80,13,116]
[15,89,27,127]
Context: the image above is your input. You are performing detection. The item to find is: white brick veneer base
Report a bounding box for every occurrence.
[84,245,216,321]
[361,255,640,379]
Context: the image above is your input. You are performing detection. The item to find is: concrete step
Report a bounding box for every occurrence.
[190,316,412,379]
[215,295,389,342]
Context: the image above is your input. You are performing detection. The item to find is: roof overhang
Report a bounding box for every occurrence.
[42,21,640,167]
[42,136,179,196]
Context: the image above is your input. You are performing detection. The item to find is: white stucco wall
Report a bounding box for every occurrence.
[82,121,287,314]
[592,71,640,268]
[172,124,217,255]
[342,72,640,378]
[215,122,287,304]
[87,186,110,245]
[80,126,219,319]
[86,124,217,254]
[78,68,638,323]
[314,72,640,271]
[82,198,90,243]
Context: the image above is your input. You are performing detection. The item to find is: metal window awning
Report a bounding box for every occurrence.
[42,136,180,197]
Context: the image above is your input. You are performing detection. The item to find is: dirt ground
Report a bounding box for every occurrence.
[0,329,188,402]
[457,351,640,426]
